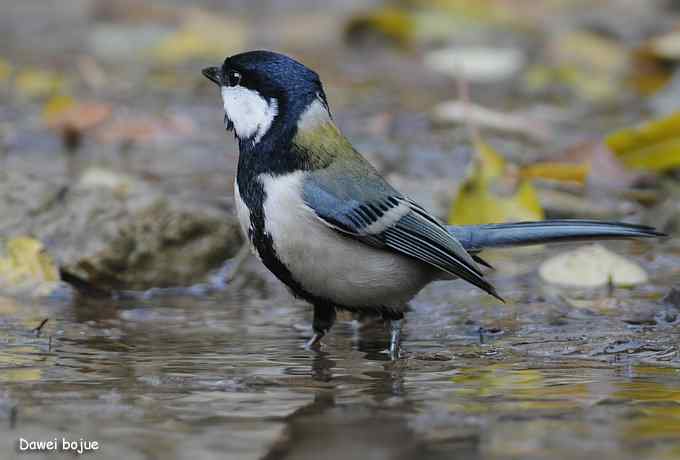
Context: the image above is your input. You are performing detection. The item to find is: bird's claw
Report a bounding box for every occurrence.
[304,333,324,350]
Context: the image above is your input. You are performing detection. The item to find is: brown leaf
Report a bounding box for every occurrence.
[96,114,195,144]
[45,101,112,132]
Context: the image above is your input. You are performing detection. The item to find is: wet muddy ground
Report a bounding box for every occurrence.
[1,0,680,459]
[2,241,679,460]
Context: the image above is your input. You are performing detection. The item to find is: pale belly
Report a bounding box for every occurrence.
[256,172,434,309]
[272,221,433,308]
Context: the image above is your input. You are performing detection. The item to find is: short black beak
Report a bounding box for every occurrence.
[202,66,222,86]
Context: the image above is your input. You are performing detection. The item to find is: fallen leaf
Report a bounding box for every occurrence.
[0,58,12,82]
[42,96,111,150]
[91,0,180,24]
[549,30,628,77]
[535,30,628,102]
[96,114,194,144]
[632,29,680,95]
[14,69,67,99]
[525,65,617,103]
[42,94,75,119]
[449,140,544,225]
[605,112,680,172]
[0,237,59,289]
[152,10,246,64]
[525,30,628,103]
[425,46,525,83]
[539,244,648,288]
[344,7,414,48]
[476,138,505,181]
[43,97,112,132]
[97,117,157,144]
[422,0,514,24]
[519,162,589,184]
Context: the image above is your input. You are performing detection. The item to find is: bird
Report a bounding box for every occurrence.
[202,50,664,358]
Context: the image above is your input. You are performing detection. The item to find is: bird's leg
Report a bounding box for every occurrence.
[305,304,336,349]
[383,310,405,360]
[388,319,402,359]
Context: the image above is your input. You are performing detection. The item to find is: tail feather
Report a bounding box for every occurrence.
[448,220,665,252]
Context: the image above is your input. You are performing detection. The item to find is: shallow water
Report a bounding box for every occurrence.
[1,243,679,460]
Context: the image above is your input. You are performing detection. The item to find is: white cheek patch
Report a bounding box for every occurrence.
[221,85,278,144]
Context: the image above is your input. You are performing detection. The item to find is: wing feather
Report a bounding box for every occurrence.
[302,177,502,301]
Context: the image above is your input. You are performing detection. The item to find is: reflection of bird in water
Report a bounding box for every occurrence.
[261,364,426,460]
[310,350,334,383]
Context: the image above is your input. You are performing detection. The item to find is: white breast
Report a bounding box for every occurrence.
[259,172,433,308]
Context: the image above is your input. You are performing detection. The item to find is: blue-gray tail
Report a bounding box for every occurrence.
[448,220,665,252]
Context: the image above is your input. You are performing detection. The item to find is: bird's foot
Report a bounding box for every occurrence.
[382,343,402,360]
[304,333,324,350]
[305,305,335,351]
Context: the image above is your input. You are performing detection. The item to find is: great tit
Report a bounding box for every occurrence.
[202,50,663,357]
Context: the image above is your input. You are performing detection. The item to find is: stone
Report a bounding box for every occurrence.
[0,169,242,290]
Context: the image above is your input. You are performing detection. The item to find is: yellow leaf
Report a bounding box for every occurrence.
[618,138,680,171]
[526,30,627,102]
[450,140,544,225]
[509,180,544,220]
[541,66,616,102]
[14,69,66,99]
[605,112,680,172]
[153,11,245,64]
[553,31,628,76]
[0,237,59,285]
[345,7,415,48]
[475,139,505,181]
[450,182,499,225]
[631,45,674,95]
[43,98,112,132]
[0,58,12,82]
[520,162,589,184]
[42,94,75,122]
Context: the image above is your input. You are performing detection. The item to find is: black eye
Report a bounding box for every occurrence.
[227,70,242,87]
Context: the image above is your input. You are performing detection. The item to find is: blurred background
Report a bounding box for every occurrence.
[1,1,680,459]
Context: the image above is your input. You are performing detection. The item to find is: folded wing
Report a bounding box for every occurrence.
[302,174,502,301]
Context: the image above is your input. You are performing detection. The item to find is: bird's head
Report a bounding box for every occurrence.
[202,50,331,148]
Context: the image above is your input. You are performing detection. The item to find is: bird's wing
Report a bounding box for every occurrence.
[302,172,502,301]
